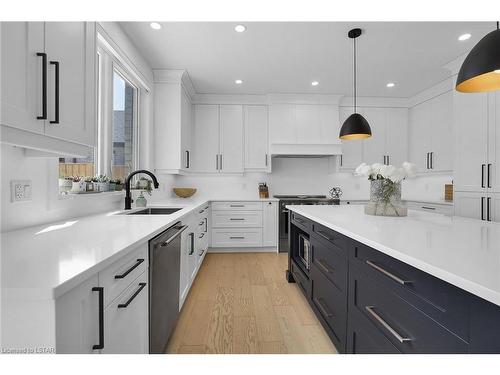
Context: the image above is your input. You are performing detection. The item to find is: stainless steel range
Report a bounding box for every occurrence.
[275,195,340,253]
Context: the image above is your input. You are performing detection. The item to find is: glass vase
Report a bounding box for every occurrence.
[364,179,407,217]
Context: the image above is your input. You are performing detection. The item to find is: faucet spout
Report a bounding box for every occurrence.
[124,169,160,210]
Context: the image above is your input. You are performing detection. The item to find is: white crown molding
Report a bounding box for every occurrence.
[406,76,455,108]
[339,96,408,108]
[191,94,268,105]
[443,53,467,76]
[267,93,343,105]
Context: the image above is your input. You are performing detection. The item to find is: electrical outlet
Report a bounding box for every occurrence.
[11,180,32,202]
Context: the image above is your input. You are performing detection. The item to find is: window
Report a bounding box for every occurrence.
[112,70,137,181]
[58,154,95,178]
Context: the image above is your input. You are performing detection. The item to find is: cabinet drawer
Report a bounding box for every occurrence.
[311,263,347,348]
[311,236,347,291]
[102,271,149,354]
[404,201,453,215]
[211,228,263,247]
[290,212,311,232]
[212,211,263,228]
[347,309,400,354]
[290,259,310,298]
[312,222,345,248]
[350,241,470,340]
[349,264,468,353]
[211,201,262,211]
[99,245,148,308]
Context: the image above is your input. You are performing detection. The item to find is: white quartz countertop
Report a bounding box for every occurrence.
[1,197,276,300]
[286,205,500,307]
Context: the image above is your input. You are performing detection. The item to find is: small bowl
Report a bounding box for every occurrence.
[173,188,197,198]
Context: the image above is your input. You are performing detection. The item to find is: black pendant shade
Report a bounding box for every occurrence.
[339,28,372,140]
[339,113,372,140]
[456,23,500,93]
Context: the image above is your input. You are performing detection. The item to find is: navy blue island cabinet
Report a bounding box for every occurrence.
[286,212,500,354]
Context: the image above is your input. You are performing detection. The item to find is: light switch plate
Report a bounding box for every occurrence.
[11,180,32,202]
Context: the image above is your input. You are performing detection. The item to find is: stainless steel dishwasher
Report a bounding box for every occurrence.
[149,221,187,354]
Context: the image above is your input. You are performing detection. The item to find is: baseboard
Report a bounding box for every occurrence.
[207,246,278,253]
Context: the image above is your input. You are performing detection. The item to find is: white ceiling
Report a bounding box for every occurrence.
[120,21,494,98]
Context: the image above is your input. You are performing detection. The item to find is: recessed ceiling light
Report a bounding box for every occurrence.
[234,24,246,33]
[311,81,319,86]
[150,22,162,30]
[235,79,243,84]
[458,33,471,41]
[386,82,395,88]
[494,69,500,74]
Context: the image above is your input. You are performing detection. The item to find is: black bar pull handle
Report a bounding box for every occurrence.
[482,164,486,188]
[186,150,190,169]
[426,153,429,170]
[114,259,144,279]
[487,164,492,188]
[36,52,47,120]
[49,61,59,124]
[487,197,491,222]
[92,287,104,350]
[481,197,485,221]
[189,233,195,255]
[118,283,146,308]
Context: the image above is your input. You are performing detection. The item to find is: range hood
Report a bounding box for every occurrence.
[270,143,342,157]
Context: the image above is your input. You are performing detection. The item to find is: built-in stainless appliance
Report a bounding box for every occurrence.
[149,222,187,354]
[298,233,311,269]
[275,195,340,253]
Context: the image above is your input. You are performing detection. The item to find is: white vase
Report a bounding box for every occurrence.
[59,178,72,193]
[364,179,407,217]
[71,181,86,192]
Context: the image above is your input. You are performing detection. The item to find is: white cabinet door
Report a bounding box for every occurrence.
[488,92,500,193]
[453,91,489,192]
[320,105,340,145]
[489,193,500,222]
[180,219,194,307]
[454,191,485,220]
[409,101,432,172]
[220,105,244,173]
[181,89,192,170]
[431,91,453,172]
[244,105,269,170]
[102,272,149,354]
[55,274,99,353]
[385,108,408,167]
[43,22,96,146]
[192,104,219,173]
[269,104,296,144]
[361,107,386,165]
[262,201,278,247]
[338,107,363,171]
[1,22,45,134]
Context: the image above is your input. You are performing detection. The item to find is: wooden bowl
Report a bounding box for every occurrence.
[173,188,197,198]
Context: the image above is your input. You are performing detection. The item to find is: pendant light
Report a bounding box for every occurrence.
[339,28,372,140]
[456,22,500,93]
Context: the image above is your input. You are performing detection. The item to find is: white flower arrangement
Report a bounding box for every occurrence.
[354,161,417,183]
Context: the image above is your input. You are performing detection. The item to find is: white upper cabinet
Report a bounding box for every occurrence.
[244,105,269,171]
[453,91,489,192]
[192,104,244,174]
[1,22,96,154]
[181,89,192,170]
[219,105,244,173]
[489,92,500,193]
[361,107,387,165]
[385,108,409,167]
[338,107,363,171]
[43,22,96,146]
[1,22,45,134]
[409,91,453,174]
[192,104,219,173]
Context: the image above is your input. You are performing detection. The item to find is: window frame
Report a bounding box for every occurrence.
[96,36,144,181]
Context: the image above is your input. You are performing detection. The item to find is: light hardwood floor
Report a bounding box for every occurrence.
[166,252,337,354]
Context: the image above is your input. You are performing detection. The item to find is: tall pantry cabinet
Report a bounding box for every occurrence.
[454,91,500,222]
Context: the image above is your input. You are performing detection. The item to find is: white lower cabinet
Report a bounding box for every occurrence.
[55,244,149,353]
[211,201,278,250]
[55,274,100,354]
[454,192,486,220]
[102,272,149,354]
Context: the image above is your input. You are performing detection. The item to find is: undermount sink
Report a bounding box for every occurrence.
[123,207,183,215]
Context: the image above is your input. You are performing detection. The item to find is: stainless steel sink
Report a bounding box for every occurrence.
[123,207,183,215]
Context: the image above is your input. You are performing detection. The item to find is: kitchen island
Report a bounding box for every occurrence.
[286,205,500,354]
